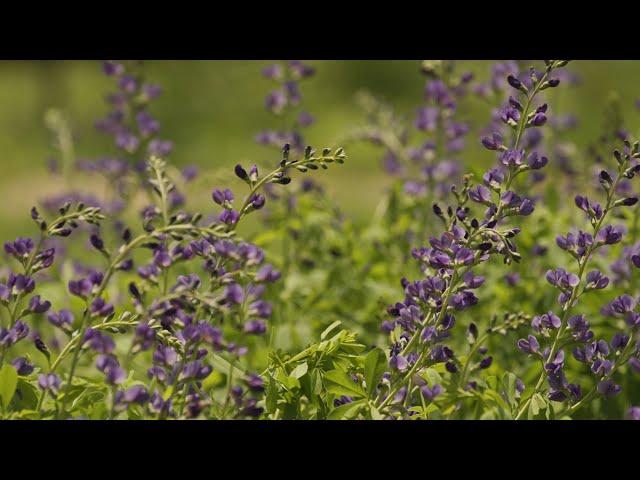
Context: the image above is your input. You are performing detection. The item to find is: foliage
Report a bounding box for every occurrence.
[2,59,640,420]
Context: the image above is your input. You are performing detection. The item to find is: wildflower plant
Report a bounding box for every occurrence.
[2,59,640,421]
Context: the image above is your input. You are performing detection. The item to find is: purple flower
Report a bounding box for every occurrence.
[531,312,561,332]
[479,356,493,369]
[255,264,281,283]
[627,407,640,420]
[212,188,234,206]
[415,107,439,131]
[420,384,442,401]
[597,225,623,245]
[68,278,93,299]
[469,185,492,204]
[500,149,525,167]
[118,75,137,93]
[153,345,178,367]
[519,198,535,216]
[297,112,315,126]
[597,380,621,397]
[8,274,35,294]
[218,209,240,226]
[517,335,540,355]
[246,373,265,392]
[84,329,115,353]
[265,89,287,113]
[181,165,198,182]
[96,354,125,385]
[500,107,520,126]
[244,320,267,335]
[102,61,124,76]
[38,373,61,395]
[606,295,636,316]
[4,237,34,259]
[262,64,283,80]
[611,333,629,351]
[0,321,29,347]
[526,152,548,170]
[122,385,150,404]
[181,360,212,381]
[134,323,156,351]
[89,297,114,318]
[28,295,51,314]
[481,132,503,151]
[223,284,244,304]
[12,357,34,376]
[148,139,173,156]
[586,270,609,290]
[483,168,504,189]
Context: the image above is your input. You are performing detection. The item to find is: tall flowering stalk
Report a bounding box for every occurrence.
[515,142,640,419]
[376,61,567,418]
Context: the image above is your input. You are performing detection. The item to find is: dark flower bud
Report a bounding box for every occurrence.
[90,234,104,251]
[34,337,50,360]
[527,152,548,170]
[250,194,266,210]
[234,164,248,181]
[433,203,443,216]
[508,96,523,111]
[129,282,142,300]
[249,165,259,183]
[530,112,547,127]
[479,356,493,369]
[468,323,478,342]
[599,170,613,187]
[478,242,492,251]
[507,75,523,91]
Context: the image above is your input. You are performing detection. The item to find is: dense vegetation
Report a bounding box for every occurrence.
[1,60,640,420]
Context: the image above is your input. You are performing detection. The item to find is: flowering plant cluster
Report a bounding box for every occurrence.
[2,59,640,421]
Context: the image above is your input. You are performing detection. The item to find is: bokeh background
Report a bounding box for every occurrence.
[1,60,639,238]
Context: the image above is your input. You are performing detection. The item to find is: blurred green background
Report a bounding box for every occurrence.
[1,60,639,238]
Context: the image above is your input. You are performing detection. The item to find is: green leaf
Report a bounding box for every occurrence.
[265,375,278,413]
[363,348,387,397]
[12,379,40,411]
[327,399,366,420]
[290,362,308,380]
[501,372,519,412]
[209,353,246,379]
[324,369,365,398]
[420,368,443,387]
[321,320,342,340]
[0,364,18,409]
[528,393,548,419]
[369,403,384,420]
